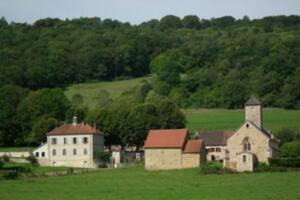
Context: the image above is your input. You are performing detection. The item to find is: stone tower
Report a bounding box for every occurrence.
[245,96,262,128]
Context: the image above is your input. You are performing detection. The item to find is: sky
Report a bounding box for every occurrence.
[0,0,300,24]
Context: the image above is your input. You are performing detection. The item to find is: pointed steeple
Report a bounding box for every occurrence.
[245,95,261,106]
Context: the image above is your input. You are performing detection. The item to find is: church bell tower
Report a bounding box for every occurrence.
[245,96,262,128]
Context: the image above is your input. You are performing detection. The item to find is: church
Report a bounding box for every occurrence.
[198,96,280,171]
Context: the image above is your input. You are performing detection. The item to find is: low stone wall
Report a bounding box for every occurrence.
[0,152,31,158]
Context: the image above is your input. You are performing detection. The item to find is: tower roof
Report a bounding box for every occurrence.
[245,95,261,106]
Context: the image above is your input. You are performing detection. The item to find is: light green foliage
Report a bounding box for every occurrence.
[65,76,152,109]
[0,167,300,200]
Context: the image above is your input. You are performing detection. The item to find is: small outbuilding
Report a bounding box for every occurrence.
[144,128,206,170]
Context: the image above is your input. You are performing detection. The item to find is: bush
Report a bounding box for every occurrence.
[200,162,235,174]
[26,155,38,166]
[1,154,9,162]
[280,141,300,157]
[269,157,300,168]
[254,163,287,172]
[94,152,111,168]
[0,160,3,169]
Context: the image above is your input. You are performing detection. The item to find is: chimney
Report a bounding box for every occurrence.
[72,116,78,126]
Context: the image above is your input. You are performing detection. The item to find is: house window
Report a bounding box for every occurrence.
[84,148,88,155]
[82,137,88,144]
[216,148,221,152]
[246,123,249,128]
[63,149,67,156]
[243,137,251,151]
[35,152,39,157]
[73,149,77,155]
[208,148,215,152]
[73,137,77,144]
[51,138,57,145]
[243,155,247,163]
[52,149,56,156]
[64,137,67,144]
[211,155,216,160]
[41,152,45,157]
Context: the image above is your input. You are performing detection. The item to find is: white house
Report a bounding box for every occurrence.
[34,116,104,168]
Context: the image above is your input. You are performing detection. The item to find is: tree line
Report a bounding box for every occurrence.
[0,15,300,108]
[0,84,185,147]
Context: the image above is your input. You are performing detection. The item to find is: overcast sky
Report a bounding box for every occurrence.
[1,0,300,24]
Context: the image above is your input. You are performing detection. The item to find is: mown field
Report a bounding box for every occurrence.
[1,166,300,200]
[184,108,300,133]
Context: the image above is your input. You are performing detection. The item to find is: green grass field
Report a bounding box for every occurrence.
[1,166,300,200]
[65,76,152,108]
[184,108,300,133]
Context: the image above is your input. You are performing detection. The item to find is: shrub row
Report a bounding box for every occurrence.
[269,157,300,168]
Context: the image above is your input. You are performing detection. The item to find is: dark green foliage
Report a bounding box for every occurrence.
[0,15,300,109]
[280,141,300,157]
[269,157,300,168]
[200,162,235,174]
[1,155,9,162]
[29,117,61,145]
[94,152,111,167]
[254,163,287,172]
[276,128,300,146]
[0,160,3,169]
[26,155,39,166]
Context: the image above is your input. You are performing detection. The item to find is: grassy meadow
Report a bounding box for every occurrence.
[184,108,300,133]
[1,166,300,200]
[65,76,152,108]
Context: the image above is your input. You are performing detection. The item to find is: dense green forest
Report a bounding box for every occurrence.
[1,15,300,147]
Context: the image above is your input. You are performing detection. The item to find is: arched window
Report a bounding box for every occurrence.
[63,149,67,156]
[243,137,251,151]
[52,149,56,156]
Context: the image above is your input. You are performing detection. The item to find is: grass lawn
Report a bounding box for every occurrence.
[0,166,300,200]
[184,108,300,133]
[65,76,152,108]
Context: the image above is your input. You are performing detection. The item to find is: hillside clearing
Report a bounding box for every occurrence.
[65,76,152,108]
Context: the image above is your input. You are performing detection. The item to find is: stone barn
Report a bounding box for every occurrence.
[144,129,206,170]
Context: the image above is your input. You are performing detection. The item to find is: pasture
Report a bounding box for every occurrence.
[184,108,300,133]
[1,166,300,200]
[65,76,152,108]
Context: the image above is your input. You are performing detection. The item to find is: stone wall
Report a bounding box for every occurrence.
[182,154,200,168]
[145,148,182,170]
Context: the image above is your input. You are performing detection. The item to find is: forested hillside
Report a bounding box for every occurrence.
[1,15,300,147]
[1,15,300,108]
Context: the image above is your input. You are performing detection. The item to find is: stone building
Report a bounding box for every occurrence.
[144,129,206,170]
[33,116,104,168]
[197,131,233,162]
[224,96,280,172]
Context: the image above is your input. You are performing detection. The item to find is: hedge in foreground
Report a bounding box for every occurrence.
[269,157,300,168]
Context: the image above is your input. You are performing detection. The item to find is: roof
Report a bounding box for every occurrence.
[144,129,188,149]
[198,131,233,146]
[245,95,261,106]
[183,139,204,153]
[47,123,100,136]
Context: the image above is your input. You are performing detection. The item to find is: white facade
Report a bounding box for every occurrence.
[34,123,104,168]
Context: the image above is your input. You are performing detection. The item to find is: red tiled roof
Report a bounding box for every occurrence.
[144,129,188,148]
[47,123,100,136]
[183,139,204,153]
[198,131,234,146]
